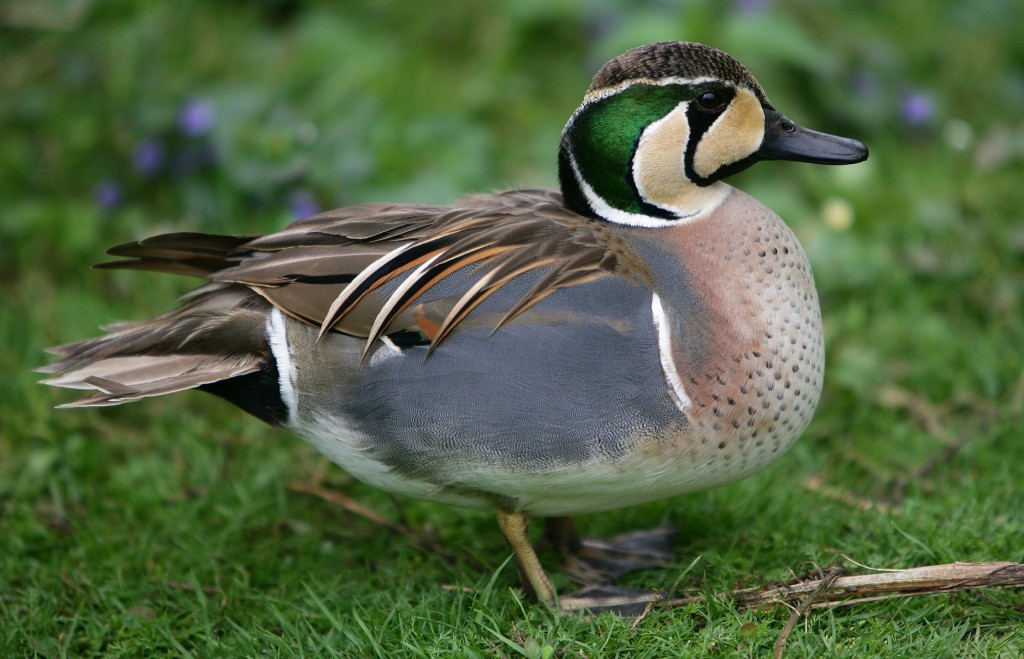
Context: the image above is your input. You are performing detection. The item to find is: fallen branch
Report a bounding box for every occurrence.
[286,483,1022,637]
[664,561,1024,610]
[774,565,843,659]
[876,384,955,445]
[802,474,892,513]
[288,480,467,565]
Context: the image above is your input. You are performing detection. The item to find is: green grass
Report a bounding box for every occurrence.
[3,1,1023,656]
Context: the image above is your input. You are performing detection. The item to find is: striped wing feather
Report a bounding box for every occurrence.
[42,189,646,406]
[210,189,645,351]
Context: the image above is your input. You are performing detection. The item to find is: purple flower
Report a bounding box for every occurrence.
[289,189,319,219]
[93,180,122,211]
[132,139,165,176]
[901,91,935,126]
[178,99,216,136]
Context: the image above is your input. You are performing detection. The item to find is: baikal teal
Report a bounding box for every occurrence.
[41,41,867,615]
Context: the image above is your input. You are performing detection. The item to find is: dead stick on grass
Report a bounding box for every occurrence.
[664,561,1024,611]
[285,482,1023,621]
[890,432,975,503]
[876,385,955,445]
[288,480,464,564]
[774,565,843,659]
[875,384,988,505]
[802,474,892,513]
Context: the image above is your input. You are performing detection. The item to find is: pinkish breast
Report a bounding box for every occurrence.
[631,186,825,482]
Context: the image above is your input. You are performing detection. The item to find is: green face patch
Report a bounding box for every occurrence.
[568,84,701,215]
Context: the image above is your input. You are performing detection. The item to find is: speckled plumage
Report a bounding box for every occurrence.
[42,41,866,612]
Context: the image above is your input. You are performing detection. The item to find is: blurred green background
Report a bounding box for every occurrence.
[3,0,1023,656]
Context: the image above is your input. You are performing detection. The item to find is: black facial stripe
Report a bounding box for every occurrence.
[683,102,723,187]
[708,152,760,182]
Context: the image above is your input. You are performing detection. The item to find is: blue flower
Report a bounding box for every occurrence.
[132,139,165,176]
[901,91,935,126]
[178,99,216,136]
[289,189,319,219]
[93,180,122,211]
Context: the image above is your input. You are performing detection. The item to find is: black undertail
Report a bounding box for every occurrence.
[199,358,289,426]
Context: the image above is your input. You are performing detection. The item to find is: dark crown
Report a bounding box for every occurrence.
[588,41,774,110]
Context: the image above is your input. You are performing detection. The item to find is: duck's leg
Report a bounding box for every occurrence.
[543,516,676,586]
[496,508,557,606]
[495,510,670,616]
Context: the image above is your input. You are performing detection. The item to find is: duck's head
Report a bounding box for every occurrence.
[558,41,868,227]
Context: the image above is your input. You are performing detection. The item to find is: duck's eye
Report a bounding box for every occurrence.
[696,91,726,112]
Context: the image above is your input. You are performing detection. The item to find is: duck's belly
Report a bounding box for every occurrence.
[275,275,817,516]
[290,406,804,517]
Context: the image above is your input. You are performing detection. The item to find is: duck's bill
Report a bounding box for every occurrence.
[756,110,868,165]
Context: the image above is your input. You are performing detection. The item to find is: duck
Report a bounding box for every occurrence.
[42,41,867,614]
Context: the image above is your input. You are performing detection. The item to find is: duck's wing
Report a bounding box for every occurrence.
[107,189,648,354]
[42,190,649,408]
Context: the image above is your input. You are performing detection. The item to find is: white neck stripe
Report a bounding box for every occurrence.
[567,145,729,227]
[651,293,693,414]
[567,148,698,227]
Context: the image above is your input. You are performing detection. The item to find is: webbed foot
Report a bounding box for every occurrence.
[496,510,676,618]
[544,517,676,585]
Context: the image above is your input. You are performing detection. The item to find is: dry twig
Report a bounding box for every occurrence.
[802,474,892,513]
[663,561,1024,610]
[773,564,843,659]
[289,480,465,564]
[876,385,955,444]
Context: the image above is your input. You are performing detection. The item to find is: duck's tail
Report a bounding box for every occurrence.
[39,232,288,425]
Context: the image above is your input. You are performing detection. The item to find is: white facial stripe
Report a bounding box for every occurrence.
[568,146,729,227]
[581,75,719,105]
[564,76,723,136]
[651,293,692,414]
[267,307,297,423]
[566,148,699,227]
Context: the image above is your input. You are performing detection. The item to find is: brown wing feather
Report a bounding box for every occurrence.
[305,191,649,350]
[86,189,649,353]
[44,189,650,407]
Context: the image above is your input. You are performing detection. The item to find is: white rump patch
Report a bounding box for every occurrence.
[267,307,298,423]
[651,293,692,413]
